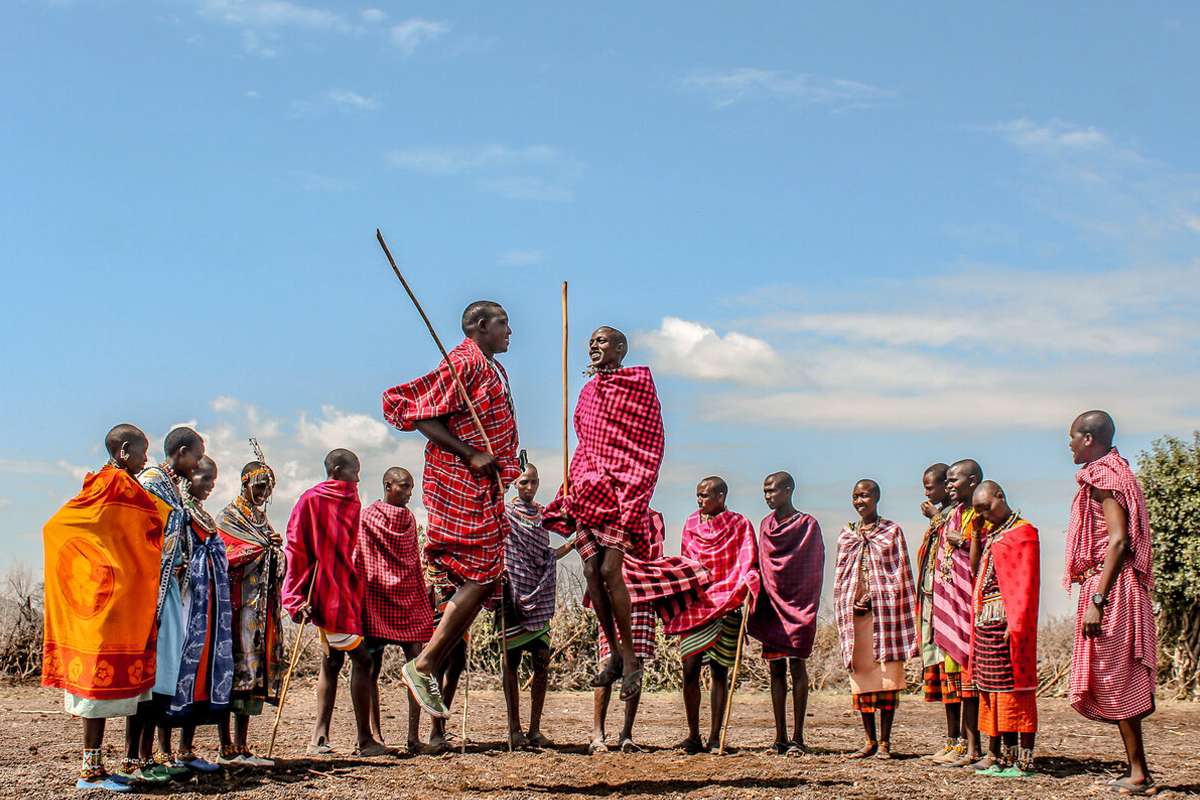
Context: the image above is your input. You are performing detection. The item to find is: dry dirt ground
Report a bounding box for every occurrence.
[1,683,1197,798]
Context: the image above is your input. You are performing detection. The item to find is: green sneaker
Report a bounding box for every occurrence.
[996,765,1035,778]
[137,763,174,784]
[402,660,449,719]
[975,763,1005,776]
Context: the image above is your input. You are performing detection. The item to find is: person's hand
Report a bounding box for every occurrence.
[945,528,963,548]
[1083,602,1103,638]
[920,500,936,520]
[292,603,312,625]
[465,450,499,479]
[269,531,283,547]
[853,596,872,615]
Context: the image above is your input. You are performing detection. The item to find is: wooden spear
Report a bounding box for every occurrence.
[717,593,753,755]
[267,572,317,758]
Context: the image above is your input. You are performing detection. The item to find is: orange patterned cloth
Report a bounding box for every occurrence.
[978,689,1038,735]
[41,466,164,700]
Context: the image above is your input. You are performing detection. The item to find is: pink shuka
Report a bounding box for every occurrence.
[283,480,364,635]
[833,519,917,669]
[664,510,760,636]
[355,501,434,645]
[931,504,977,667]
[1065,448,1157,722]
[747,511,825,659]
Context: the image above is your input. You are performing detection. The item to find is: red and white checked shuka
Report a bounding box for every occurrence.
[355,501,434,645]
[833,519,917,669]
[1065,448,1157,722]
[598,509,668,661]
[543,366,707,607]
[382,338,520,587]
[282,480,364,634]
[664,510,760,636]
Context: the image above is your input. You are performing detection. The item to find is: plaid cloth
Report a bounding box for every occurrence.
[356,501,434,644]
[663,510,759,636]
[382,338,520,587]
[504,498,557,633]
[678,609,742,667]
[833,518,917,669]
[747,511,823,659]
[597,508,666,661]
[932,504,978,667]
[922,663,964,704]
[914,506,950,668]
[851,690,898,712]
[1066,448,1157,722]
[282,480,363,634]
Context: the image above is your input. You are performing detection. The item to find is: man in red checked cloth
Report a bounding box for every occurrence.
[1065,410,1157,796]
[381,300,520,720]
[543,326,708,704]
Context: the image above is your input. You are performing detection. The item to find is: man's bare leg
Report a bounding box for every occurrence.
[599,547,640,684]
[961,696,981,759]
[367,645,385,743]
[312,648,344,748]
[790,659,809,747]
[1117,717,1151,786]
[501,646,526,747]
[527,645,551,744]
[679,653,704,750]
[400,643,424,750]
[428,640,466,751]
[707,662,729,750]
[346,643,387,753]
[590,684,611,752]
[583,554,620,682]
[123,715,142,762]
[413,580,492,674]
[768,659,788,749]
[618,681,642,746]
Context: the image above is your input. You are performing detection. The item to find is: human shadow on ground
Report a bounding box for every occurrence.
[474,776,853,795]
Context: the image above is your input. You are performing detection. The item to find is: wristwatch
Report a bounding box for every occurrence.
[1091,592,1107,608]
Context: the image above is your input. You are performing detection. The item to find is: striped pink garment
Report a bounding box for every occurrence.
[931,504,975,666]
[833,518,917,669]
[663,509,760,636]
[1066,448,1157,722]
[282,480,364,634]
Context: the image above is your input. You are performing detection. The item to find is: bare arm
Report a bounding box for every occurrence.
[414,416,498,478]
[1083,488,1130,638]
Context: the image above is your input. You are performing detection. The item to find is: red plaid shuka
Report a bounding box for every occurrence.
[543,367,708,608]
[382,338,520,587]
[1065,448,1157,722]
[599,509,667,661]
[282,480,364,634]
[356,501,434,644]
[833,518,917,669]
[664,510,760,636]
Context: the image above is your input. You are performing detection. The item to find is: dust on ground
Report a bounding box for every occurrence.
[1,683,1196,798]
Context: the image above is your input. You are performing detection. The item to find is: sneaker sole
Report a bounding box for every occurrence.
[402,665,450,719]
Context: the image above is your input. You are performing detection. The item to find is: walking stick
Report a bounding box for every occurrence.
[267,572,317,758]
[499,577,512,752]
[717,593,753,755]
[561,281,569,497]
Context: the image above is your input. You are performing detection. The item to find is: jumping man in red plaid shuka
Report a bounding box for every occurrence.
[381,301,520,720]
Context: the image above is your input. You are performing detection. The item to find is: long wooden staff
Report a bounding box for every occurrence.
[268,571,317,758]
[561,281,569,497]
[717,593,753,755]
[376,229,509,755]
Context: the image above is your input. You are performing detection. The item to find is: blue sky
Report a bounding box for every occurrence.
[2,1,1198,615]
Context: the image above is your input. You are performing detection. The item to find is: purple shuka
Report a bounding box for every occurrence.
[747,511,825,659]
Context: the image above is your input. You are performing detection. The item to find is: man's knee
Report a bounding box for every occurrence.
[599,556,623,584]
[323,649,346,672]
[583,558,599,583]
[682,657,702,682]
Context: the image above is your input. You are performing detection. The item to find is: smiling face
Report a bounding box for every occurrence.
[696,479,727,516]
[246,473,274,506]
[189,458,218,502]
[478,307,511,355]
[852,481,879,520]
[514,465,540,503]
[589,327,627,371]
[946,464,978,507]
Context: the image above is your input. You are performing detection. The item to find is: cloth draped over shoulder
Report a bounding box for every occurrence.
[931,504,979,667]
[41,466,164,700]
[833,519,917,669]
[217,498,285,701]
[1065,448,1157,722]
[139,465,191,620]
[543,366,708,610]
[504,498,557,633]
[283,480,364,635]
[664,510,760,636]
[972,520,1040,691]
[171,504,234,714]
[747,511,824,659]
[356,501,434,644]
[382,338,520,587]
[914,507,950,668]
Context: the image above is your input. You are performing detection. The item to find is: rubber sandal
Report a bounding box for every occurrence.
[587,739,609,755]
[590,656,624,688]
[527,732,554,749]
[619,738,643,753]
[618,667,643,702]
[1112,777,1157,796]
[354,742,392,757]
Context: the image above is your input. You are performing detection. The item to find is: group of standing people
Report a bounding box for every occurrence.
[40,298,1160,797]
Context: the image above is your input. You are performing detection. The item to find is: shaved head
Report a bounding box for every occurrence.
[949,459,983,482]
[461,300,504,335]
[164,426,203,458]
[1072,410,1115,449]
[324,448,360,480]
[105,424,147,459]
[383,466,412,484]
[701,475,728,496]
[972,479,1012,525]
[974,479,1004,501]
[595,326,627,352]
[923,463,949,481]
[767,470,795,491]
[854,478,881,500]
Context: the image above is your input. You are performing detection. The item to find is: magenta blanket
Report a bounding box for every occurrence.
[747,511,824,658]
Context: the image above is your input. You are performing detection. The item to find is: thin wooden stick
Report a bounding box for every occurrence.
[268,571,317,758]
[461,635,471,755]
[561,281,569,497]
[717,593,752,755]
[499,579,512,752]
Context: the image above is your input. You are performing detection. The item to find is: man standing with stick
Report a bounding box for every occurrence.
[382,299,520,720]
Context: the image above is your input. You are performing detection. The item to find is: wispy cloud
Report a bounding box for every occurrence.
[198,0,351,33]
[360,8,386,25]
[387,144,582,202]
[498,249,545,266]
[389,18,450,55]
[984,118,1111,153]
[323,88,378,110]
[682,68,895,111]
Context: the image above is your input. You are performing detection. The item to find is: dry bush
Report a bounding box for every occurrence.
[0,568,44,681]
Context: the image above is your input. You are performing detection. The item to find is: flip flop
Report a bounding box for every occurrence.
[619,738,644,754]
[1112,777,1158,796]
[527,732,554,750]
[587,740,609,755]
[785,743,805,758]
[355,742,393,757]
[306,741,335,756]
[619,667,644,702]
[769,741,789,756]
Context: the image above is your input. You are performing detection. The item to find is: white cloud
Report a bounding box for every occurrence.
[389,18,450,55]
[323,88,378,110]
[360,8,385,24]
[387,144,582,202]
[211,395,239,412]
[640,317,785,386]
[198,0,351,32]
[985,118,1110,152]
[298,405,393,452]
[240,29,279,58]
[682,68,895,111]
[498,249,545,266]
[244,89,260,99]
